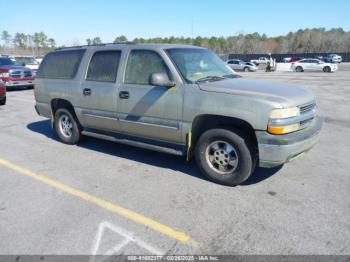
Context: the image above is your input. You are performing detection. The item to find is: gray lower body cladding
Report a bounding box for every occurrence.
[256,116,322,167]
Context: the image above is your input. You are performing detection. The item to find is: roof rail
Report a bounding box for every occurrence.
[55,41,133,50]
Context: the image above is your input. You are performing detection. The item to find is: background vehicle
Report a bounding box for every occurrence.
[0,80,6,105]
[250,57,268,65]
[291,59,337,72]
[34,56,44,64]
[288,57,304,63]
[13,56,40,74]
[34,43,321,186]
[324,54,342,63]
[282,57,292,63]
[0,57,35,89]
[227,59,257,72]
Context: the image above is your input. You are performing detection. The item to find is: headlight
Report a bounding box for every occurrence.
[268,107,300,134]
[269,107,299,119]
[0,72,10,78]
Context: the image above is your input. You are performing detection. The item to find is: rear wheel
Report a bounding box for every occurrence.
[323,66,331,73]
[244,67,250,72]
[195,128,256,186]
[295,66,303,72]
[54,108,81,144]
[0,96,6,105]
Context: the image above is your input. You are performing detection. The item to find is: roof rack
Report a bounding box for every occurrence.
[55,41,133,50]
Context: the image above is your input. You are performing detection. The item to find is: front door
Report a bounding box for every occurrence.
[117,49,183,143]
[79,50,122,131]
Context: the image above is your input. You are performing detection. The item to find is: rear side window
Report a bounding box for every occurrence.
[37,49,85,79]
[124,50,170,85]
[86,51,121,82]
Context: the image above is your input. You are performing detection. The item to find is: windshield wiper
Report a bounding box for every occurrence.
[195,75,227,83]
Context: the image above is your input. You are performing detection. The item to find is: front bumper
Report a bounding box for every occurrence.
[5,79,34,88]
[256,116,322,167]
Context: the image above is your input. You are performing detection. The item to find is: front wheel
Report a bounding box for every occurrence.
[244,67,250,72]
[54,108,81,144]
[195,129,256,186]
[0,97,6,105]
[295,66,303,72]
[323,66,331,73]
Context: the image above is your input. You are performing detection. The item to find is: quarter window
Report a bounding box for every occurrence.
[124,50,170,85]
[86,51,121,82]
[37,49,85,79]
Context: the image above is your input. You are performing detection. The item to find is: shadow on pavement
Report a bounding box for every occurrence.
[27,119,282,186]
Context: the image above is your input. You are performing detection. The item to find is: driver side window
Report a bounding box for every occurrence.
[124,50,170,85]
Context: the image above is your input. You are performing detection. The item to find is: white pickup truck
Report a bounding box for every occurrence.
[250,57,269,65]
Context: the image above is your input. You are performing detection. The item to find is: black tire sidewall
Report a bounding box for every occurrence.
[0,97,6,105]
[54,108,81,144]
[195,129,254,186]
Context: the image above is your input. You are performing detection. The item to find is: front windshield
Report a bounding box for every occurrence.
[166,48,237,83]
[0,57,16,66]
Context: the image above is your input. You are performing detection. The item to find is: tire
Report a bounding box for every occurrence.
[323,66,331,73]
[295,66,303,72]
[195,128,256,186]
[54,108,81,144]
[243,67,250,72]
[0,97,6,105]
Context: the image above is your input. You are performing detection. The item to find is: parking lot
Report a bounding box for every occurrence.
[0,65,349,256]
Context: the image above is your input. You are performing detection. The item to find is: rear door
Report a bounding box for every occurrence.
[78,50,122,131]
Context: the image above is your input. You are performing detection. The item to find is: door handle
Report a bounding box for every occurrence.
[83,88,91,96]
[119,91,129,99]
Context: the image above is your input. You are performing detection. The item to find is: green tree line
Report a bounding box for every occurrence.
[2,28,350,55]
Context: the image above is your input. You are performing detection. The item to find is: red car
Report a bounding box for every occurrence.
[0,80,6,105]
[0,56,35,89]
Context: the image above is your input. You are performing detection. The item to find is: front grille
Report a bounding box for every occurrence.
[300,118,313,128]
[10,71,21,79]
[300,103,316,114]
[24,71,32,77]
[299,102,316,130]
[9,70,32,79]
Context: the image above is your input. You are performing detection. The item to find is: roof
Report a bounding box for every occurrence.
[55,42,204,51]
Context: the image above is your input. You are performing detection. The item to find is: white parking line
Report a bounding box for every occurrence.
[90,221,164,262]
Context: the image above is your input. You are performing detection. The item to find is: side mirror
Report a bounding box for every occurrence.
[149,73,175,88]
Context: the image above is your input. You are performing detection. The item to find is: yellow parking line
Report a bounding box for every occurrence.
[0,158,198,248]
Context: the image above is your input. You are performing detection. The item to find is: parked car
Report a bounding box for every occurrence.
[250,57,268,65]
[227,59,257,72]
[34,43,321,186]
[282,57,292,63]
[288,57,304,63]
[13,56,40,74]
[324,54,342,63]
[0,56,35,89]
[315,56,324,61]
[291,59,338,72]
[0,80,6,105]
[35,56,44,64]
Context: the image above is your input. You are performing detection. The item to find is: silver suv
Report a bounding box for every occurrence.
[34,43,322,186]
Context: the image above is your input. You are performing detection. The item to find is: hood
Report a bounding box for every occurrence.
[0,65,31,72]
[198,77,315,107]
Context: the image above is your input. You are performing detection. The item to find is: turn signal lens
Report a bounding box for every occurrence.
[268,123,300,135]
[270,107,299,119]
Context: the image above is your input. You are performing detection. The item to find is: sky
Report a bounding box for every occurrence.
[1,0,350,46]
